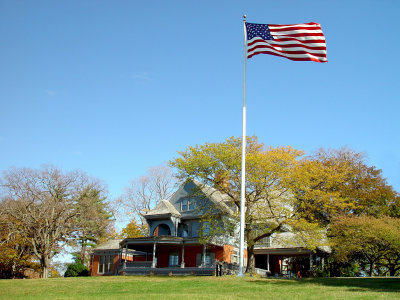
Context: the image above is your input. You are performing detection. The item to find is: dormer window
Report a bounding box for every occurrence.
[181,198,195,211]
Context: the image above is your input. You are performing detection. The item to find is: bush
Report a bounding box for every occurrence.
[312,265,329,277]
[64,262,89,277]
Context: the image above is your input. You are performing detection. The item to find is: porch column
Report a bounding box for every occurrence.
[201,244,206,267]
[180,242,185,268]
[152,242,157,268]
[309,253,313,271]
[321,257,325,269]
[123,244,128,269]
[267,253,270,272]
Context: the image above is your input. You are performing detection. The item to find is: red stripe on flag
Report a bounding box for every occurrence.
[248,50,327,63]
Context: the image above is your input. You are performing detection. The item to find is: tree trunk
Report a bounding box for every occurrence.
[80,241,87,264]
[246,245,255,274]
[369,262,374,277]
[40,256,50,278]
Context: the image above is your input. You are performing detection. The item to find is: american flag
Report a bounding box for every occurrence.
[246,22,327,63]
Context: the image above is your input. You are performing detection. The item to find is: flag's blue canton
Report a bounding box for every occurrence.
[246,23,274,41]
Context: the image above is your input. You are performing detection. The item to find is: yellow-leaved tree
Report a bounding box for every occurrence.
[170,136,398,273]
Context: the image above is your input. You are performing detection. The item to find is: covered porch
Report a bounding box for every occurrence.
[254,247,328,278]
[118,236,217,276]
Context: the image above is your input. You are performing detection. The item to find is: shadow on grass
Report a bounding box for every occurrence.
[249,277,400,293]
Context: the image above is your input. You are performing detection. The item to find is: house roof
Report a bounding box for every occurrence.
[192,180,235,215]
[93,239,122,250]
[257,232,331,253]
[145,199,181,217]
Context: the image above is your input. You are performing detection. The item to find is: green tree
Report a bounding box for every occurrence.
[72,186,114,265]
[329,215,400,276]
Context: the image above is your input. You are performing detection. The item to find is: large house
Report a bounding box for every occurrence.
[90,180,328,276]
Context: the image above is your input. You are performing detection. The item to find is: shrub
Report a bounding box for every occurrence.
[64,262,89,277]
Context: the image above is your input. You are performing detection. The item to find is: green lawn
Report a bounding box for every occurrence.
[0,276,399,300]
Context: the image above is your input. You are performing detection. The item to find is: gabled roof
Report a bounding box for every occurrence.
[146,199,181,217]
[192,180,235,215]
[93,239,122,250]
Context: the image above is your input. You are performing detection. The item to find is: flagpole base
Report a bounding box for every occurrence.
[237,266,245,277]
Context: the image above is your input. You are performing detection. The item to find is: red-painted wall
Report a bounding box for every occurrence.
[90,243,241,275]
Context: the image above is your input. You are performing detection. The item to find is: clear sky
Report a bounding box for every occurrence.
[1,0,399,211]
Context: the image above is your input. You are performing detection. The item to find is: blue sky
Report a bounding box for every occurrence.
[1,0,399,212]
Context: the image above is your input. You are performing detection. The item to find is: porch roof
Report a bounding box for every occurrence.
[120,236,202,248]
[254,247,312,255]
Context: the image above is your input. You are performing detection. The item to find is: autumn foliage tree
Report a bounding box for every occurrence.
[296,148,399,222]
[0,210,40,278]
[119,219,147,238]
[170,136,398,273]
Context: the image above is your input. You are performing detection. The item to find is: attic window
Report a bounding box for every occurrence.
[181,199,195,211]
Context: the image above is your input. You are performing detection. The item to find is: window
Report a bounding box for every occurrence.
[181,199,195,211]
[98,256,104,273]
[182,199,188,211]
[231,249,239,264]
[98,255,112,274]
[196,252,215,267]
[168,252,179,267]
[189,200,195,210]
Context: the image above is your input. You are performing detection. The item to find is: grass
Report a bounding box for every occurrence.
[0,276,399,300]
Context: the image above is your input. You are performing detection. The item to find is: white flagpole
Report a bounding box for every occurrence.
[238,14,247,277]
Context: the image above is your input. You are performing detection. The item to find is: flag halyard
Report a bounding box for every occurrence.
[246,22,328,62]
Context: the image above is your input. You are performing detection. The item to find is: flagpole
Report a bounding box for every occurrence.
[238,14,247,277]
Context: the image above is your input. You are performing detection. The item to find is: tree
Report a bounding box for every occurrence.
[0,209,40,278]
[329,215,400,276]
[170,136,398,273]
[0,166,100,278]
[72,186,114,265]
[171,137,319,272]
[119,219,146,238]
[298,148,399,222]
[118,165,176,227]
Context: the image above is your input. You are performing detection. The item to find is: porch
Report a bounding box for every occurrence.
[117,236,219,276]
[254,247,329,278]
